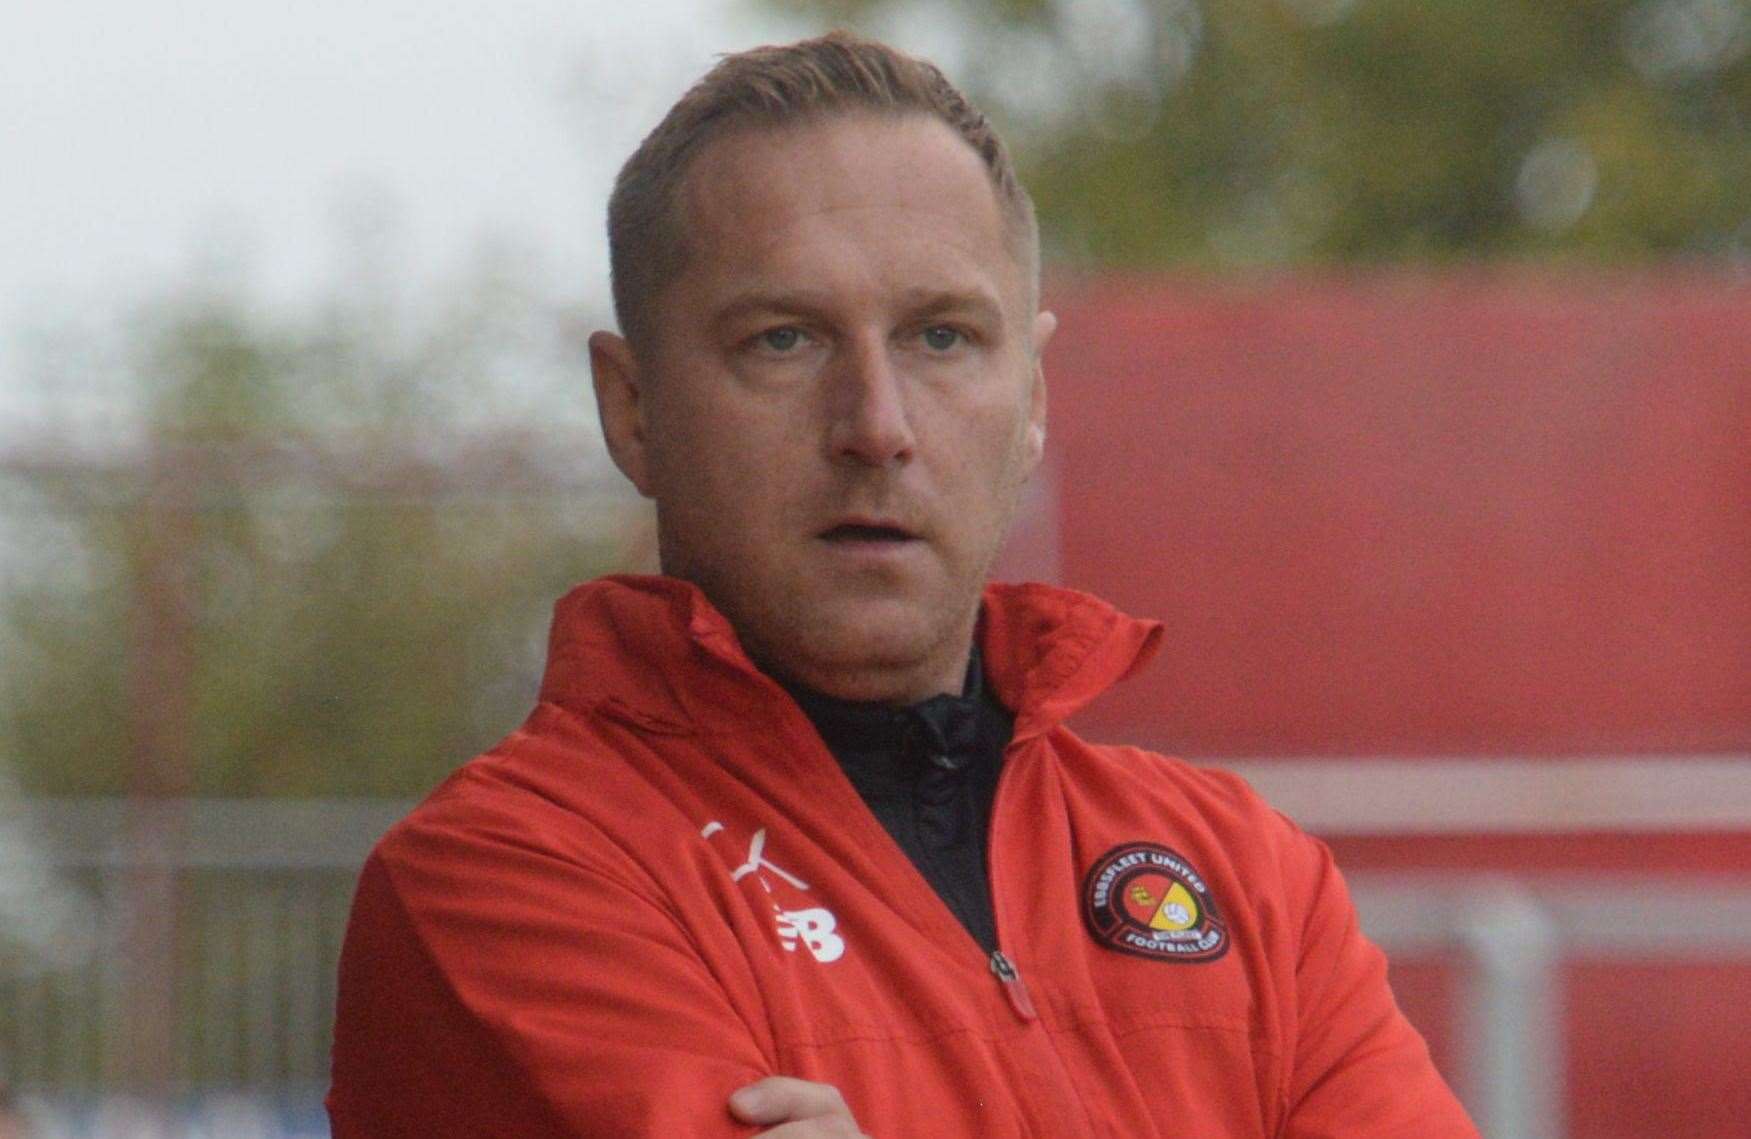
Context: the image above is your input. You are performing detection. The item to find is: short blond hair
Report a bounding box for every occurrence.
[607,31,1038,350]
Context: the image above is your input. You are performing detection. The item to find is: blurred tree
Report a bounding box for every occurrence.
[0,249,629,797]
[766,0,1749,267]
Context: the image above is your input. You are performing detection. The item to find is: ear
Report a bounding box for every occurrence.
[589,330,655,497]
[1024,310,1056,467]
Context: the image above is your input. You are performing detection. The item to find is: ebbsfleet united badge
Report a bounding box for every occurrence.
[1081,841,1229,962]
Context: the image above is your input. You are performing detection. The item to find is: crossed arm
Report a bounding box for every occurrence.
[326,817,869,1138]
[328,797,1472,1137]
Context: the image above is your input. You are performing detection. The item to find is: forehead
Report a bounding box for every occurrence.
[670,112,1021,309]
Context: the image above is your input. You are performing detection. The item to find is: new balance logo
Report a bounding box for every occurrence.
[703,819,848,964]
[775,907,845,963]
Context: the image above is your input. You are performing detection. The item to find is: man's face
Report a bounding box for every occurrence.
[591,113,1053,702]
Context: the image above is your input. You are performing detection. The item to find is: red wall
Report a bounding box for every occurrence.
[1039,269,1750,757]
[1029,269,1751,1138]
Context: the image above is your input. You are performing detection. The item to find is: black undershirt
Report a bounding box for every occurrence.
[782,647,1016,954]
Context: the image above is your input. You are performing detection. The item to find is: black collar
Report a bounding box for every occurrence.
[782,647,1007,798]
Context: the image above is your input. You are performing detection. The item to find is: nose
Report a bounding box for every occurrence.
[827,336,916,466]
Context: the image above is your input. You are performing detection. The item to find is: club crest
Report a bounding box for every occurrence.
[1081,841,1229,963]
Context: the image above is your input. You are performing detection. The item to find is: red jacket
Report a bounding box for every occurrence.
[329,575,1476,1138]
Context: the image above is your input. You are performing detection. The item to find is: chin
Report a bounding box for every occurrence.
[820,588,943,643]
[771,590,974,700]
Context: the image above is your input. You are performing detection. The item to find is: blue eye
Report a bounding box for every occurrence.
[760,327,802,352]
[923,326,962,351]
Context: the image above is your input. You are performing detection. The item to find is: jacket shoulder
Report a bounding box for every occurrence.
[1056,734,1301,836]
[1045,731,1329,907]
[367,700,692,899]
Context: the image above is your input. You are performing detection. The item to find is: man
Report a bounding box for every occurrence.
[328,32,1478,1138]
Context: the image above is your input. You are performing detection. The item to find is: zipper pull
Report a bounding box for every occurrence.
[989,949,1038,1021]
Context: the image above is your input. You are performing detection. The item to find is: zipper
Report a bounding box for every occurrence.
[988,949,1038,1021]
[986,734,1104,1139]
[773,673,1046,1025]
[985,734,1043,1025]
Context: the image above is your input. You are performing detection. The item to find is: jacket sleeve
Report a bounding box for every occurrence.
[327,803,774,1138]
[1279,825,1480,1139]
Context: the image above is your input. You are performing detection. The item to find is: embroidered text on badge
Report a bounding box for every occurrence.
[1081,841,1229,963]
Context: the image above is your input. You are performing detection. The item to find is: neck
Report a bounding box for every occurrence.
[758,639,973,706]
[782,642,981,711]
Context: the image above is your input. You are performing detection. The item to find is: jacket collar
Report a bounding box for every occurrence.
[537,574,1163,744]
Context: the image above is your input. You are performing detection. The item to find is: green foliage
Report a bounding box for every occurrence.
[0,266,628,797]
[768,0,1750,267]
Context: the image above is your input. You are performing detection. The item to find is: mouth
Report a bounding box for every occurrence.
[818,520,919,544]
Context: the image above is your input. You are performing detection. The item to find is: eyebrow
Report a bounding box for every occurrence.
[902,287,1006,327]
[708,285,1007,335]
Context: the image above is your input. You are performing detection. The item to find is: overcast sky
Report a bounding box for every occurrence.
[0,0,828,413]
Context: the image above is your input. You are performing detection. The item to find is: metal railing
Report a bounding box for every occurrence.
[0,799,399,1099]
